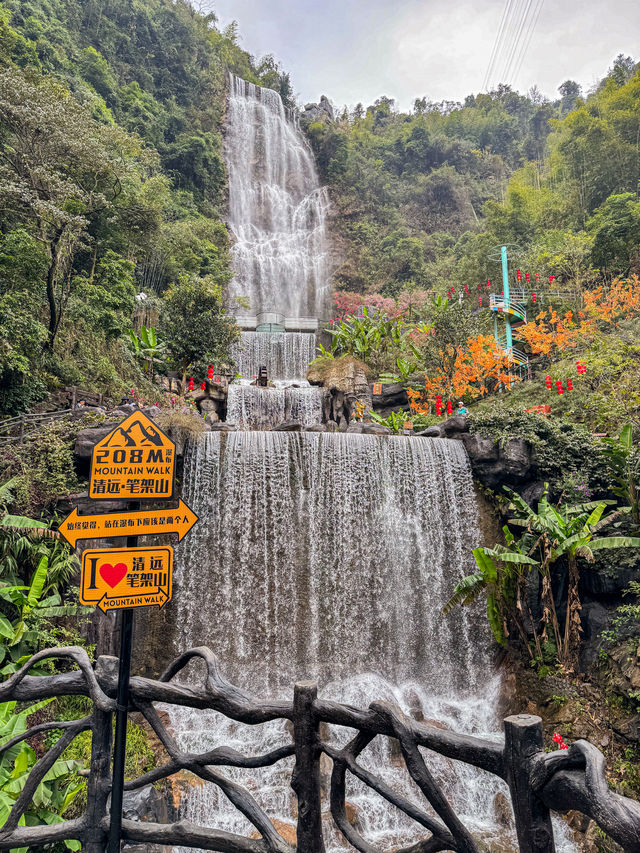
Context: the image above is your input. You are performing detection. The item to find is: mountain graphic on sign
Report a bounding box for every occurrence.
[104,419,164,448]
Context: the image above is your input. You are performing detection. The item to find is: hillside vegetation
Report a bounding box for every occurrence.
[0,0,291,414]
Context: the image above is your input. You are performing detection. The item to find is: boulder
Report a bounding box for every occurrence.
[139,405,160,419]
[460,433,499,462]
[579,601,609,668]
[500,439,531,476]
[371,382,409,411]
[199,398,218,414]
[305,423,327,432]
[250,819,297,845]
[346,422,364,433]
[272,421,303,432]
[519,480,546,507]
[208,422,238,431]
[300,95,334,123]
[123,784,168,824]
[416,425,442,438]
[493,792,512,828]
[362,423,392,435]
[204,409,219,424]
[74,426,115,460]
[307,355,371,425]
[441,415,469,436]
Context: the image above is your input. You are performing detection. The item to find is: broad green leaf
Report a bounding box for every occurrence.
[27,556,48,609]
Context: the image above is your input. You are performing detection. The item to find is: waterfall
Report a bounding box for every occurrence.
[225,74,330,319]
[226,384,324,429]
[169,433,501,849]
[231,331,317,381]
[168,433,578,851]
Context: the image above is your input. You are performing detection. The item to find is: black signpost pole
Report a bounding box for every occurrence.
[107,521,138,853]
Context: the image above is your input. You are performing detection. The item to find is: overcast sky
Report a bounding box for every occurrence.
[203,0,640,111]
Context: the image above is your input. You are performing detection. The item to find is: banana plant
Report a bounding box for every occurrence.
[0,554,87,675]
[127,325,166,378]
[445,486,640,667]
[368,409,411,434]
[444,539,539,649]
[602,423,640,527]
[0,698,83,849]
[378,356,420,387]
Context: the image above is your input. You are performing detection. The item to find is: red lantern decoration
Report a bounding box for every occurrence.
[516,269,521,282]
[487,279,491,289]
[208,365,214,380]
[545,375,552,389]
[566,379,573,391]
[188,377,195,392]
[446,400,453,415]
[478,296,483,307]
[532,292,537,303]
[525,272,530,283]
[549,275,556,284]
[535,273,540,282]
[477,283,481,291]
[556,379,564,395]
[464,283,469,294]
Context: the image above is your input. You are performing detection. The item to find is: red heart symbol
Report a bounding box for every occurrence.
[99,562,128,588]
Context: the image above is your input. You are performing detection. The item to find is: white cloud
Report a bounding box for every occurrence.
[207,0,640,110]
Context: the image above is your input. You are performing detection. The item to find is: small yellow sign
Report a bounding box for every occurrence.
[58,500,198,548]
[80,546,173,613]
[89,412,175,501]
[373,382,383,396]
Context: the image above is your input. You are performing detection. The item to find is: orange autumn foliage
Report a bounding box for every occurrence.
[408,334,519,414]
[518,276,640,357]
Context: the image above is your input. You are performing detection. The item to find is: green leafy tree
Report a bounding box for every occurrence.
[446,487,640,668]
[161,274,239,383]
[0,67,148,350]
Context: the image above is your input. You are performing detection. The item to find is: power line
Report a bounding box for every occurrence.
[482,0,514,91]
[495,0,528,84]
[510,0,545,89]
[502,0,535,85]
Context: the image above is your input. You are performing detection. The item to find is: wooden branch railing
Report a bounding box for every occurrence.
[0,647,639,852]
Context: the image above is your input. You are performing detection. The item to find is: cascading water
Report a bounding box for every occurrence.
[169,433,576,851]
[231,331,317,381]
[226,383,323,430]
[225,74,330,319]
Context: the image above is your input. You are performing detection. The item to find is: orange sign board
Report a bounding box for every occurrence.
[80,546,172,612]
[59,500,198,548]
[89,412,175,501]
[373,383,382,396]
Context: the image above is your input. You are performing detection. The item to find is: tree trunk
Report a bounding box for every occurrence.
[44,227,66,353]
[562,553,582,669]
